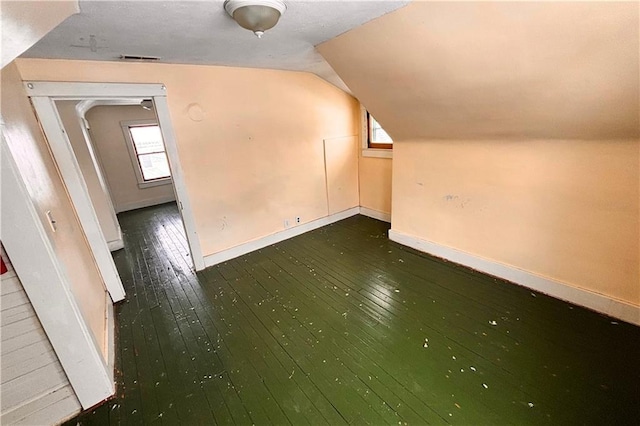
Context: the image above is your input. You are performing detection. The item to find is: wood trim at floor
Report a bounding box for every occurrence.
[203,207,361,268]
[389,229,640,326]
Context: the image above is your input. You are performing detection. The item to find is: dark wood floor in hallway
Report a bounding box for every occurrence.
[67,203,640,425]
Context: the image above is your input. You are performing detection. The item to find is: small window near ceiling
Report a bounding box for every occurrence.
[122,120,172,188]
[368,112,392,149]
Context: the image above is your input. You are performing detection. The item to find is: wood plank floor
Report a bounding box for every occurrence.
[67,203,640,425]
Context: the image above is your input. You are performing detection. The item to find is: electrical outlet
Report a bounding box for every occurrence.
[295,216,301,224]
[284,219,290,228]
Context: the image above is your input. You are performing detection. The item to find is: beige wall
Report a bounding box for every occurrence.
[325,136,359,215]
[357,106,392,217]
[1,62,108,359]
[393,139,639,304]
[85,105,175,213]
[0,0,78,68]
[359,156,392,216]
[319,2,640,306]
[56,101,121,243]
[16,60,361,256]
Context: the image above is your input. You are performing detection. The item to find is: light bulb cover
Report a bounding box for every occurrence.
[224,0,286,36]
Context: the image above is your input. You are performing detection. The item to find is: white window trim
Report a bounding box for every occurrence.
[360,104,392,159]
[121,119,173,189]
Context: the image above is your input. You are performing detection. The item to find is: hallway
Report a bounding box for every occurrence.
[67,203,640,425]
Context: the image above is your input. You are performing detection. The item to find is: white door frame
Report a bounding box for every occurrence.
[75,99,125,251]
[1,134,113,408]
[24,83,206,286]
[30,95,126,302]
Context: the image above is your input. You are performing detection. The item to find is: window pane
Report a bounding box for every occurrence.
[370,116,393,144]
[372,127,393,143]
[138,153,171,180]
[130,125,164,154]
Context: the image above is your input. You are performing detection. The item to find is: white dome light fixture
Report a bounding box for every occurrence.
[224,0,287,39]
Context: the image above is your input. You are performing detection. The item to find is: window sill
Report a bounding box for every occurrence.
[137,178,172,189]
[362,149,393,159]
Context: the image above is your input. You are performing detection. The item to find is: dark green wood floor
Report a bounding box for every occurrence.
[67,203,640,425]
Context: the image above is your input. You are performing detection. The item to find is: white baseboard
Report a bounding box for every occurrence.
[115,195,176,213]
[359,207,391,223]
[203,207,360,268]
[107,227,124,252]
[389,229,640,326]
[107,239,124,251]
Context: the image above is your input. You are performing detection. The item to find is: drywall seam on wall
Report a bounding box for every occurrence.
[389,229,640,326]
[204,207,360,268]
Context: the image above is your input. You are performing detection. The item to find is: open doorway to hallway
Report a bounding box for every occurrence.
[17,81,204,411]
[26,82,205,295]
[55,98,179,253]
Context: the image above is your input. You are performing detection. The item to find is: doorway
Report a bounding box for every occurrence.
[26,82,205,304]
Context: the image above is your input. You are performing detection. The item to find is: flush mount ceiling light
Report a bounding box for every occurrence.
[224,0,287,38]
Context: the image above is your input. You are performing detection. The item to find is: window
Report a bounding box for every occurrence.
[121,120,172,188]
[368,112,392,149]
[360,106,392,158]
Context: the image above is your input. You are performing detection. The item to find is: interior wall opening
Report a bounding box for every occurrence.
[53,97,182,257]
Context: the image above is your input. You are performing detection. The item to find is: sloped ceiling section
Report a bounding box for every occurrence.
[318,2,640,141]
[21,0,410,93]
[0,0,78,68]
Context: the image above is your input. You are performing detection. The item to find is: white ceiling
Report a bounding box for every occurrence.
[22,0,410,92]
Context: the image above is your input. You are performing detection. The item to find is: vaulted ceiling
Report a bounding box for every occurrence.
[319,1,639,141]
[17,1,639,142]
[21,0,410,92]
